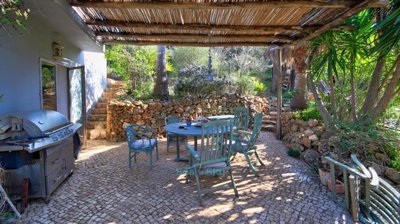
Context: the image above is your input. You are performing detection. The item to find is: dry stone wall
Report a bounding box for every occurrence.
[107,94,267,141]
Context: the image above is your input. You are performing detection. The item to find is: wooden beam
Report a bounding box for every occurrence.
[275,48,283,139]
[102,40,281,47]
[70,1,363,9]
[291,0,380,46]
[96,32,295,42]
[87,20,317,34]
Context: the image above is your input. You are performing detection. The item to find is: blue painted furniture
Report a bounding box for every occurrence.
[231,112,265,176]
[165,116,185,152]
[164,121,232,162]
[234,106,249,131]
[177,119,239,206]
[125,124,159,170]
[207,114,234,120]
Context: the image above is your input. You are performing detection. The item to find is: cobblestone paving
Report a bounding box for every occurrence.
[23,132,352,223]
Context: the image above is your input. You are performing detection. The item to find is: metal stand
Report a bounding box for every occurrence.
[0,184,21,223]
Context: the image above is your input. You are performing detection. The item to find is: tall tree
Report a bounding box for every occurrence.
[308,3,400,128]
[290,46,308,110]
[153,45,169,99]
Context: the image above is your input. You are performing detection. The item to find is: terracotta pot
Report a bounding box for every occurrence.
[327,179,345,194]
[318,168,330,186]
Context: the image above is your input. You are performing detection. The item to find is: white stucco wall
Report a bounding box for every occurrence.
[0,22,81,114]
[82,51,108,112]
[0,1,107,116]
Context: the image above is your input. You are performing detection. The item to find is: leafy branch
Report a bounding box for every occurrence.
[0,0,30,29]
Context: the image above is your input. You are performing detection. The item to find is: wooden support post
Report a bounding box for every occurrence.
[349,175,360,223]
[275,48,282,139]
[330,163,337,200]
[21,178,29,213]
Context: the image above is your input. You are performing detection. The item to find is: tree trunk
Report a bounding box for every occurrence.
[308,73,334,129]
[290,46,308,110]
[350,51,357,122]
[153,45,169,99]
[328,63,339,120]
[271,65,278,94]
[368,55,400,123]
[360,58,386,115]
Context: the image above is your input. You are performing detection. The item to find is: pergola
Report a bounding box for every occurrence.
[69,0,386,47]
[68,0,387,137]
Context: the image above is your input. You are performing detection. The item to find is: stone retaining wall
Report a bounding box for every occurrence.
[107,94,267,141]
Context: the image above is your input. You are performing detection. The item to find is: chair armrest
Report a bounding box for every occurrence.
[186,144,200,161]
[135,125,158,138]
[143,127,158,138]
[236,129,252,136]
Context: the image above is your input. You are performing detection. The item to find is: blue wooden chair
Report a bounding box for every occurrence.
[234,106,250,131]
[231,112,265,176]
[232,106,250,140]
[165,115,185,152]
[125,124,159,170]
[177,119,239,206]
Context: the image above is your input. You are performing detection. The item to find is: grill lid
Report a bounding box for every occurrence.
[0,110,71,140]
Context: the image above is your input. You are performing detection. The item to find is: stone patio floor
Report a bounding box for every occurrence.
[23,132,353,223]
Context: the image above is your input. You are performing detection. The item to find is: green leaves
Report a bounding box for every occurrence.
[371,6,400,57]
[309,4,399,124]
[105,45,157,98]
[0,0,30,29]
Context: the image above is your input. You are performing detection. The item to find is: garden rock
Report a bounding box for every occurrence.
[304,129,314,137]
[302,149,320,165]
[384,168,400,184]
[308,119,319,127]
[309,134,319,142]
[300,136,311,148]
[375,153,389,162]
[370,163,386,176]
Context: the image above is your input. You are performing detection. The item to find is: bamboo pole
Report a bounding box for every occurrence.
[103,40,279,47]
[71,1,366,9]
[97,32,294,42]
[290,0,379,46]
[87,20,317,34]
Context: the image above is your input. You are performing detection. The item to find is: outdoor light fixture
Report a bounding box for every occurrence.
[52,42,64,61]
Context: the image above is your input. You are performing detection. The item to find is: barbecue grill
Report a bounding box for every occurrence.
[0,110,81,200]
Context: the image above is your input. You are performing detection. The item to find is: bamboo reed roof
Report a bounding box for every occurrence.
[69,0,387,46]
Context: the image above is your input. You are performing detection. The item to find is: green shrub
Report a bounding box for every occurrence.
[174,65,231,96]
[236,75,255,95]
[288,148,301,158]
[383,129,400,171]
[329,122,400,171]
[254,80,266,96]
[282,91,296,100]
[295,101,322,121]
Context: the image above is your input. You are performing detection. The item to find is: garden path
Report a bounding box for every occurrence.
[23,132,352,223]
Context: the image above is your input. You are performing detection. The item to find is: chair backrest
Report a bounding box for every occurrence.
[234,106,249,130]
[199,119,233,165]
[165,115,182,125]
[248,113,263,147]
[125,124,151,147]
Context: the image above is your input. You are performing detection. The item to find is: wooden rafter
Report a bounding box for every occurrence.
[291,0,380,46]
[96,32,295,42]
[70,0,365,9]
[69,0,388,46]
[87,20,317,34]
[103,40,282,47]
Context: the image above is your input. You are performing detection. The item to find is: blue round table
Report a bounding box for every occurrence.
[207,115,234,120]
[164,122,203,162]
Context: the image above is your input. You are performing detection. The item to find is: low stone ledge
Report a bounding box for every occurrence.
[107,94,267,141]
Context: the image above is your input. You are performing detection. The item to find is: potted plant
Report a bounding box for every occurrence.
[318,168,330,186]
[327,179,345,194]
